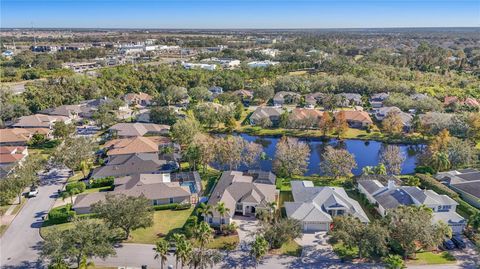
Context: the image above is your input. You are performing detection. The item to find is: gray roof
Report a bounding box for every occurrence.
[286,181,369,223]
[207,171,277,218]
[73,173,191,210]
[451,182,480,199]
[357,180,384,194]
[91,153,171,179]
[40,105,83,118]
[432,211,467,225]
[273,91,301,104]
[246,170,276,185]
[370,92,389,101]
[435,169,480,198]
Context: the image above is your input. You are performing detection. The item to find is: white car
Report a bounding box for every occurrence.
[28,186,39,197]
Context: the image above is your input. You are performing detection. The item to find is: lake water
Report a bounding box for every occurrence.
[212,133,425,176]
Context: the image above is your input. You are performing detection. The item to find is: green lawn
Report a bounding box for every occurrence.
[40,221,75,238]
[126,208,194,244]
[277,176,348,191]
[271,240,303,257]
[0,225,7,236]
[205,234,239,250]
[408,251,456,265]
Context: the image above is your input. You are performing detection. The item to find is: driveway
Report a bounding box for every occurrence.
[295,232,339,262]
[0,168,70,268]
[450,235,480,269]
[231,215,259,251]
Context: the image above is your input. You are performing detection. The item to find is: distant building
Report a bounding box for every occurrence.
[182,62,216,71]
[436,169,480,209]
[247,60,279,68]
[249,106,284,126]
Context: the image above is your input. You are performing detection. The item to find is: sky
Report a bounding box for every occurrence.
[1,0,479,29]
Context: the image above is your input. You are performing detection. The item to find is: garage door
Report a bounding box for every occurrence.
[304,222,328,232]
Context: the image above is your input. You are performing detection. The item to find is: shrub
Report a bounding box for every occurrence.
[153,203,178,211]
[415,174,459,199]
[65,181,86,193]
[175,203,192,210]
[89,176,114,189]
[47,206,76,224]
[415,166,435,174]
[183,216,198,239]
[383,254,405,269]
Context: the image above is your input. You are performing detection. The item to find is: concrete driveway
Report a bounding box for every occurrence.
[0,167,70,268]
[450,235,480,269]
[231,215,259,251]
[295,232,339,262]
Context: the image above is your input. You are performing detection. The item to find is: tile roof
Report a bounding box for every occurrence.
[289,108,323,121]
[336,111,373,124]
[104,136,171,156]
[207,171,277,218]
[0,128,31,144]
[13,114,70,128]
[250,106,283,121]
[109,123,170,137]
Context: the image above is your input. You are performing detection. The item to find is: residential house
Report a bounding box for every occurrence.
[232,90,254,105]
[205,171,278,226]
[444,96,480,108]
[435,169,480,209]
[373,106,413,132]
[123,92,153,107]
[285,181,369,232]
[249,106,284,126]
[335,111,373,129]
[358,179,466,234]
[13,114,72,129]
[109,123,170,138]
[288,109,323,129]
[273,91,301,107]
[73,173,193,214]
[90,153,178,179]
[369,93,389,108]
[104,136,173,158]
[0,128,50,145]
[0,146,28,178]
[337,93,363,107]
[304,92,325,108]
[40,105,84,121]
[208,86,223,97]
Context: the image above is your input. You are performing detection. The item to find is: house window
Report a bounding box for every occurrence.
[169,198,174,204]
[208,218,212,224]
[221,219,225,224]
[153,200,158,206]
[236,204,242,211]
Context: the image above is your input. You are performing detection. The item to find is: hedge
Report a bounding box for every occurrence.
[153,203,178,211]
[415,174,459,199]
[65,181,86,193]
[47,206,76,224]
[89,177,114,189]
[416,173,479,218]
[152,203,192,211]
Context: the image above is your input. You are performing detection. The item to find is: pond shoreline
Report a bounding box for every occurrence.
[209,127,428,146]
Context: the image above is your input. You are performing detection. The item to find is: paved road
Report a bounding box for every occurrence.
[0,168,70,269]
[94,243,385,269]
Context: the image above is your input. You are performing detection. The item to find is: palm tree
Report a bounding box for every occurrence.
[430,152,451,172]
[61,187,79,205]
[192,221,214,268]
[250,235,269,269]
[177,239,193,269]
[154,239,169,269]
[215,202,230,232]
[79,160,92,179]
[197,203,213,221]
[172,233,186,269]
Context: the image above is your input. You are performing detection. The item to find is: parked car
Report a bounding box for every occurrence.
[27,186,39,197]
[451,235,466,249]
[443,238,456,250]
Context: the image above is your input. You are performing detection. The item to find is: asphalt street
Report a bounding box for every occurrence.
[0,168,70,269]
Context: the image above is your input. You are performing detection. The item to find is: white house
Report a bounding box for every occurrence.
[285,181,369,232]
[357,179,466,234]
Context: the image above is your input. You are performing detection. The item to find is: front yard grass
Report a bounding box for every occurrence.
[270,240,302,257]
[408,251,456,265]
[126,208,194,244]
[205,234,239,250]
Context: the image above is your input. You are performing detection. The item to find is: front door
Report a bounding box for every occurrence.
[251,206,256,214]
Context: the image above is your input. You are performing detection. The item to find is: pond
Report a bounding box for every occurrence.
[212,133,425,176]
